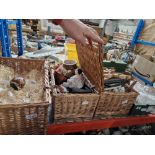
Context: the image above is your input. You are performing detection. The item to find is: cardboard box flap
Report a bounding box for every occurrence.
[132,55,155,83]
[135,19,155,56]
[76,44,103,93]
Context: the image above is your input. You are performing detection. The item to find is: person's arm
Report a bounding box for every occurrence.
[50,19,104,46]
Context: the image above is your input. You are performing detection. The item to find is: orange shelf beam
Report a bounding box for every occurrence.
[47,115,155,134]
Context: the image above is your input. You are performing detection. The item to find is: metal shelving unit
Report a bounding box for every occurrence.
[130,19,155,88]
[1,19,155,135]
[0,19,23,57]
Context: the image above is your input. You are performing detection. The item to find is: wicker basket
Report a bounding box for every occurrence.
[75,44,138,119]
[50,44,103,123]
[94,92,138,119]
[0,58,51,135]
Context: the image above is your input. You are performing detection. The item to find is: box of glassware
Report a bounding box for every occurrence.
[130,82,155,115]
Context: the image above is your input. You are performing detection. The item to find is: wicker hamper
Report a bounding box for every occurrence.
[50,44,103,123]
[0,58,51,135]
[93,49,138,119]
[94,91,138,119]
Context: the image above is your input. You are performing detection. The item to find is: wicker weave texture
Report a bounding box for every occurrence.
[76,44,103,93]
[0,103,49,134]
[95,92,138,117]
[0,58,51,135]
[54,94,99,123]
[78,45,139,118]
[50,53,101,123]
[0,58,45,75]
[52,43,138,122]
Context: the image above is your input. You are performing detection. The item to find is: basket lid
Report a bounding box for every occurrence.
[76,43,103,93]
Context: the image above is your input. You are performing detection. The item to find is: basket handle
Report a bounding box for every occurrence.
[44,61,52,103]
[98,44,104,93]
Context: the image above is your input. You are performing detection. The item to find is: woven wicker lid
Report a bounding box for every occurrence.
[76,43,103,93]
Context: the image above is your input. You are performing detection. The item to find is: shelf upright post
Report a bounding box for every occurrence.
[0,19,11,57]
[16,19,23,56]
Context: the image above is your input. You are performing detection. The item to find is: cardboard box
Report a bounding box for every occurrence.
[132,55,155,83]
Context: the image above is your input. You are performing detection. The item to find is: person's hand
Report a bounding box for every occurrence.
[60,19,104,46]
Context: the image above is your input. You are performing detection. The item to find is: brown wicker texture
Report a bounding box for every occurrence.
[51,44,103,123]
[54,94,99,123]
[0,58,51,135]
[52,43,138,123]
[76,44,103,93]
[51,68,100,123]
[94,92,138,119]
[76,44,138,118]
[0,103,49,134]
